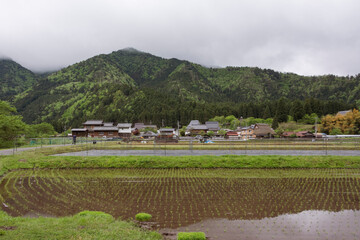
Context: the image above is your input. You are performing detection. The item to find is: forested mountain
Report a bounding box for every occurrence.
[1,48,359,132]
[0,59,39,101]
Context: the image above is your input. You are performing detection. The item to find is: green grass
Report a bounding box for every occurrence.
[135,213,152,222]
[0,211,161,240]
[177,232,206,240]
[1,149,360,178]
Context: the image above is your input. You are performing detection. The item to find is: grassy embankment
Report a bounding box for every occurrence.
[10,137,360,151]
[77,139,360,151]
[2,147,360,177]
[1,147,360,239]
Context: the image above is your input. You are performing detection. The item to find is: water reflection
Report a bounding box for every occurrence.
[162,210,360,240]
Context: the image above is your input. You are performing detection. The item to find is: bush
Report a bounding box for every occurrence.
[135,213,152,222]
[76,211,113,218]
[329,128,342,135]
[177,232,206,240]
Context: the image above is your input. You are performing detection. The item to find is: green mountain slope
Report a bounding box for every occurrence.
[1,48,359,131]
[0,59,39,101]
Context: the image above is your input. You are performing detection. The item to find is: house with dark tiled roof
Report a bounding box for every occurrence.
[189,124,208,135]
[71,128,88,137]
[92,126,119,138]
[186,120,214,135]
[134,123,158,131]
[103,122,114,127]
[187,120,200,129]
[158,128,175,138]
[83,120,104,130]
[205,121,220,133]
[142,131,158,139]
[117,123,132,138]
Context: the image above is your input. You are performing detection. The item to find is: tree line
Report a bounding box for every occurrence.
[0,101,56,148]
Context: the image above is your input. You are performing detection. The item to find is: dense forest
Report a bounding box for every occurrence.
[0,59,38,101]
[0,48,359,132]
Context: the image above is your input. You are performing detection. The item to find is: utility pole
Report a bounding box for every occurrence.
[177,120,180,136]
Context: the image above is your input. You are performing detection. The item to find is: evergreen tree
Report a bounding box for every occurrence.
[304,99,312,114]
[290,100,305,121]
[263,105,271,119]
[275,98,288,123]
[271,116,279,129]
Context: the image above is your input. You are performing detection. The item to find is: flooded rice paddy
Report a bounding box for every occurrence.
[1,168,360,239]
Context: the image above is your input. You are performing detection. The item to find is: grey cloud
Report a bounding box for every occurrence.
[0,0,359,76]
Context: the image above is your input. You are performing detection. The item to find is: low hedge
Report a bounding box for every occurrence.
[135,213,152,221]
[177,232,206,240]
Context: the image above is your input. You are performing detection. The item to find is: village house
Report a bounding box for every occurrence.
[187,120,201,128]
[225,131,239,140]
[282,131,296,138]
[134,123,158,131]
[72,120,127,138]
[92,126,118,138]
[189,124,208,136]
[83,120,104,130]
[253,123,276,138]
[103,122,114,127]
[117,123,132,138]
[296,131,314,138]
[155,128,178,143]
[158,128,175,138]
[142,131,158,139]
[71,128,88,137]
[205,121,220,133]
[238,126,256,140]
[186,120,220,136]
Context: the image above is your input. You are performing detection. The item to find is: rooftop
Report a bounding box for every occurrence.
[205,121,220,130]
[117,123,132,128]
[191,124,208,130]
[71,128,87,132]
[337,110,351,116]
[93,126,119,131]
[159,128,175,132]
[83,120,104,125]
[188,120,200,126]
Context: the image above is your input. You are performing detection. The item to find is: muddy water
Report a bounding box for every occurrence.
[1,169,360,239]
[163,210,360,240]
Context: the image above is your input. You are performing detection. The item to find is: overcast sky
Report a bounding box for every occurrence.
[1,0,359,76]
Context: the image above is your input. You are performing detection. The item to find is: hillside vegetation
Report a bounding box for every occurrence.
[0,49,359,131]
[0,59,39,101]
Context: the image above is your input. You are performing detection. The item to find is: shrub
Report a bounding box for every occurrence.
[0,229,5,236]
[76,211,113,218]
[135,213,152,222]
[177,232,206,240]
